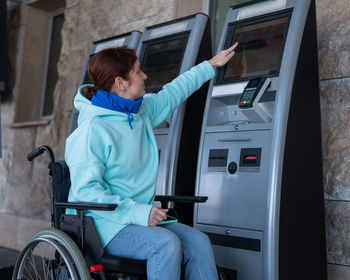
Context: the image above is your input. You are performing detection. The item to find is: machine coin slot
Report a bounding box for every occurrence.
[239,148,262,172]
[208,149,228,172]
[239,77,266,108]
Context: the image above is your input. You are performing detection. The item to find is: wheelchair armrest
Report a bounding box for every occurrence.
[154,195,208,209]
[55,201,117,211]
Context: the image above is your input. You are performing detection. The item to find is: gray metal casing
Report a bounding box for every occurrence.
[68,31,142,135]
[136,14,212,207]
[194,1,327,279]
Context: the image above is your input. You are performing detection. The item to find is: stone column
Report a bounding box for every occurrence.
[317,0,350,279]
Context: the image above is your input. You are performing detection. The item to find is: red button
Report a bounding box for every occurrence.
[90,264,104,272]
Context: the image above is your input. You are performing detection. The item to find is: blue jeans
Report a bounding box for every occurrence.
[104,223,218,280]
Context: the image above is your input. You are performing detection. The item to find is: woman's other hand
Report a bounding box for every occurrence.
[209,42,239,68]
[148,206,169,226]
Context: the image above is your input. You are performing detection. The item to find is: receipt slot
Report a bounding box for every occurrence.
[68,31,142,134]
[137,14,212,225]
[194,1,327,280]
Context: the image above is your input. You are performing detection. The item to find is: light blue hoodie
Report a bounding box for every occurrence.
[65,61,215,247]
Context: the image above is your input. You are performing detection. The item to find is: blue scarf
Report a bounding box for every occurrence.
[91,89,143,129]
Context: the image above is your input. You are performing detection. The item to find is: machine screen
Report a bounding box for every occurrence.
[217,13,290,83]
[141,35,188,93]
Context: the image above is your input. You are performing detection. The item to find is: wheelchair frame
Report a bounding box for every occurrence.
[12,146,209,280]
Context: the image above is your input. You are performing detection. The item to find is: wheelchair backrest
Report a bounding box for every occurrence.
[52,161,71,228]
[51,160,105,265]
[52,161,71,201]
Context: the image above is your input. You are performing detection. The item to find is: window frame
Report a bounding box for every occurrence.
[39,7,64,120]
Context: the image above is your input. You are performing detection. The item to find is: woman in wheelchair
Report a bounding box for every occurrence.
[63,43,238,280]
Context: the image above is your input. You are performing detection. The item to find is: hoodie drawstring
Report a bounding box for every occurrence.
[127,113,134,129]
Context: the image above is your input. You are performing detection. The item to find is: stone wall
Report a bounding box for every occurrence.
[317,0,350,278]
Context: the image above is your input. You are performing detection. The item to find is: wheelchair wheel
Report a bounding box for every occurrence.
[12,228,90,280]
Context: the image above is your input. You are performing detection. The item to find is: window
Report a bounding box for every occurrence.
[13,1,65,127]
[41,11,64,119]
[208,0,233,51]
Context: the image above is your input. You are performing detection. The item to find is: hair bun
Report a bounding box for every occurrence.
[81,85,97,100]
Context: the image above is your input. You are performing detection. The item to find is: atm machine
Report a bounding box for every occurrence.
[194,1,327,279]
[68,31,142,134]
[136,14,212,225]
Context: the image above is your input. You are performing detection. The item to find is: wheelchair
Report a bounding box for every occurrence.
[12,146,223,280]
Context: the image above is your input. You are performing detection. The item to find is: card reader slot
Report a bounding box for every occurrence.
[242,155,258,165]
[239,148,262,167]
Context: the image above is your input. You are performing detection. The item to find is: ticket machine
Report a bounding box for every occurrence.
[137,14,212,225]
[68,31,142,134]
[194,1,327,279]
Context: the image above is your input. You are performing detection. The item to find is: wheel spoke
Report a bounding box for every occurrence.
[39,242,48,280]
[29,252,42,280]
[23,263,35,280]
[50,263,54,280]
[39,242,51,280]
[13,230,90,280]
[20,248,35,280]
[23,274,34,280]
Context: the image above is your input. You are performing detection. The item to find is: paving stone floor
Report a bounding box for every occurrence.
[0,247,18,279]
[0,247,18,268]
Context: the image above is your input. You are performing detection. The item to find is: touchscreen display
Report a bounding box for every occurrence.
[141,36,188,93]
[221,15,289,82]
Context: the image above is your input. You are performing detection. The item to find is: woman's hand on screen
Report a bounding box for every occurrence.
[209,42,239,68]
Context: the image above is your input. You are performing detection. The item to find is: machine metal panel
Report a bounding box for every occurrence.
[237,0,287,20]
[197,224,263,280]
[137,14,212,199]
[154,134,170,195]
[197,130,272,230]
[213,244,262,280]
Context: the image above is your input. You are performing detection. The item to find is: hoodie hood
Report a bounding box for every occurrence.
[74,85,143,126]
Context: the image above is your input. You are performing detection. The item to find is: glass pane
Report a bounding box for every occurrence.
[210,0,232,51]
[141,36,188,93]
[223,16,289,80]
[42,13,64,117]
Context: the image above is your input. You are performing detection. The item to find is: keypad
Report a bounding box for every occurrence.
[240,88,256,105]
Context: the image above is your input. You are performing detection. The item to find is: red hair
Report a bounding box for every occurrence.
[81,46,137,100]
